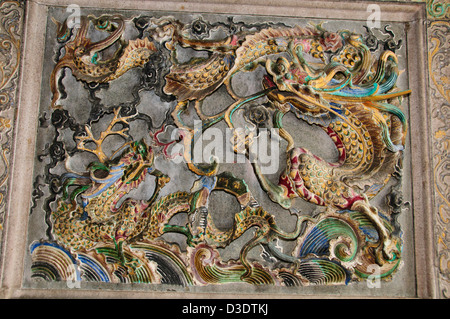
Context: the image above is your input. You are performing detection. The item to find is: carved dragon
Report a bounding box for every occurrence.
[52,108,169,267]
[50,14,157,108]
[53,121,306,279]
[52,139,169,267]
[148,20,410,265]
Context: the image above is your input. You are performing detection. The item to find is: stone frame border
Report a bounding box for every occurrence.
[0,0,439,298]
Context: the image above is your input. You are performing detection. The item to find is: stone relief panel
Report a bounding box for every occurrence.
[22,5,419,296]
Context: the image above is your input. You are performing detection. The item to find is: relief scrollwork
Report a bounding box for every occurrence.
[428,19,450,299]
[427,0,450,19]
[0,0,22,233]
[0,0,22,111]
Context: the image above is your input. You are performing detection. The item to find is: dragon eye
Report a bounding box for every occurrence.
[93,168,109,179]
[97,18,109,29]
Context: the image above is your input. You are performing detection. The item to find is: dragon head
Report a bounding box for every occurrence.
[114,139,155,184]
[62,140,158,207]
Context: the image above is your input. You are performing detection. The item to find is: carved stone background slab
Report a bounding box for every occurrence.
[0,0,447,299]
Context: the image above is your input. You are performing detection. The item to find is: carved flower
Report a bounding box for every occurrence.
[119,105,137,117]
[384,38,402,52]
[320,32,343,52]
[387,190,403,210]
[49,141,66,162]
[191,18,209,37]
[49,176,62,194]
[243,104,270,128]
[143,58,158,86]
[51,109,70,129]
[365,33,379,50]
